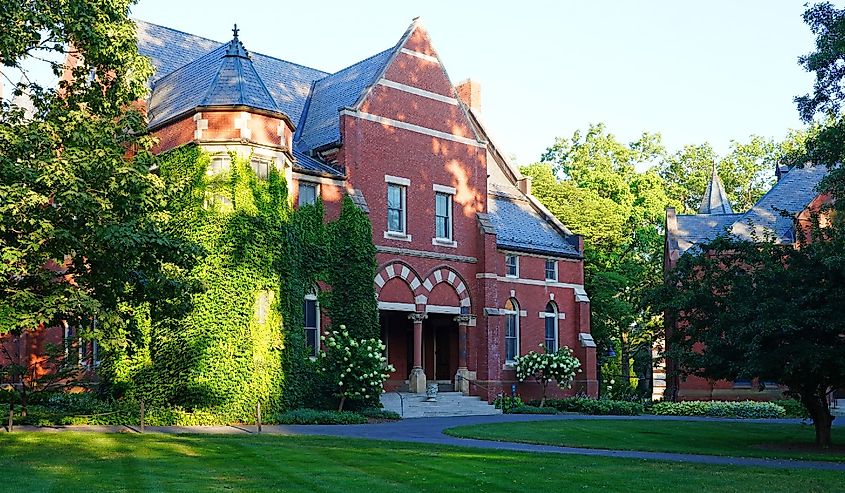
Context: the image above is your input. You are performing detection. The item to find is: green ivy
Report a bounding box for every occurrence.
[100,144,381,421]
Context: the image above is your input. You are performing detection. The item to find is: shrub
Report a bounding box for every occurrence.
[773,399,810,419]
[530,397,644,416]
[272,409,367,425]
[507,405,559,415]
[515,345,581,407]
[358,407,401,420]
[319,326,394,411]
[650,400,786,419]
[492,395,524,410]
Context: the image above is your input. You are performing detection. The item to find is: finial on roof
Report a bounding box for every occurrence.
[698,163,734,215]
[224,24,250,59]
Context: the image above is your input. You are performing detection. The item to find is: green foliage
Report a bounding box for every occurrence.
[325,197,380,340]
[651,401,786,419]
[492,395,524,410]
[514,345,581,406]
[271,408,368,425]
[654,231,845,446]
[319,326,394,411]
[0,1,196,335]
[358,407,401,420]
[506,405,559,415]
[773,399,811,420]
[529,397,644,416]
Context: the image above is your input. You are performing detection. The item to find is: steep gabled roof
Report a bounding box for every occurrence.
[673,213,743,255]
[295,47,395,151]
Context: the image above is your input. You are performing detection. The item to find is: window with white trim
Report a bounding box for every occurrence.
[304,286,320,358]
[387,183,406,234]
[209,156,231,175]
[435,192,452,240]
[544,302,558,352]
[250,157,271,180]
[504,298,519,363]
[505,254,519,278]
[298,182,318,207]
[545,259,557,281]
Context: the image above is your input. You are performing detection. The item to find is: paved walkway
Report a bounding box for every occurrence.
[6,414,845,471]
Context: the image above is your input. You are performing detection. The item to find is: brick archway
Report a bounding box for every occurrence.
[374,261,425,306]
[420,266,471,310]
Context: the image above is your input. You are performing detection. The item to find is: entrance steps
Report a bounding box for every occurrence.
[380,391,502,418]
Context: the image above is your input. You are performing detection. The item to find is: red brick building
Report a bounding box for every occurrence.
[3,19,598,401]
[658,163,829,401]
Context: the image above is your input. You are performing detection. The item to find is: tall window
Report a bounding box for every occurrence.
[504,298,519,363]
[299,182,318,206]
[435,192,452,240]
[505,254,519,277]
[545,259,557,281]
[387,184,406,233]
[251,157,271,180]
[304,287,320,358]
[544,302,558,352]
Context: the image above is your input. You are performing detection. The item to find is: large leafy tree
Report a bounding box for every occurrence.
[0,2,194,340]
[655,232,845,447]
[525,124,673,391]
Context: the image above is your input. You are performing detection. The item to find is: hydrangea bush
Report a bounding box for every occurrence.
[515,345,581,407]
[319,325,395,411]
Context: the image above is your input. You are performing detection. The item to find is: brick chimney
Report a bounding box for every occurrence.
[456,79,481,113]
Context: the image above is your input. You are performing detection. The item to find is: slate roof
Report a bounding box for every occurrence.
[670,164,829,255]
[136,20,328,128]
[729,164,828,243]
[295,48,395,151]
[698,165,734,214]
[487,187,581,258]
[291,148,345,176]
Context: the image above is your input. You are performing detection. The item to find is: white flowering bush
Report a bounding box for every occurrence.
[318,325,395,411]
[515,345,581,407]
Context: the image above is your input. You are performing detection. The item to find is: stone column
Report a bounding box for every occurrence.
[408,312,427,393]
[454,314,475,395]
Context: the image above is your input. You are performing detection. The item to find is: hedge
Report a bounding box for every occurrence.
[528,397,644,416]
[271,409,368,425]
[650,400,786,419]
[507,405,559,415]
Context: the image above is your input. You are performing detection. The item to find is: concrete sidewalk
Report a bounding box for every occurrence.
[5,414,845,472]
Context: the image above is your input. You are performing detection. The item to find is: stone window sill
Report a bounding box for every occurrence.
[384,231,412,242]
[432,238,457,248]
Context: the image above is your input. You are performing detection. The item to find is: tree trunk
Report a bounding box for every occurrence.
[539,380,548,407]
[337,395,346,412]
[802,392,834,448]
[19,382,27,417]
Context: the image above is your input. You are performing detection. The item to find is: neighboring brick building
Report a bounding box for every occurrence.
[3,19,599,401]
[658,163,829,401]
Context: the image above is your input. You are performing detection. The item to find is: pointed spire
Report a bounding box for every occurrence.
[225,23,250,58]
[698,163,734,214]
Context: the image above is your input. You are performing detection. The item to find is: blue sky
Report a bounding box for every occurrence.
[13,1,826,165]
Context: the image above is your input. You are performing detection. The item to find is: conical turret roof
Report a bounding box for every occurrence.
[698,163,734,215]
[147,25,281,128]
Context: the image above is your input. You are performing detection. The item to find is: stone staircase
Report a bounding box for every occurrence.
[380,391,502,418]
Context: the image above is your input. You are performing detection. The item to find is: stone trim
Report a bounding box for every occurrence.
[376,245,477,263]
[340,109,486,148]
[377,78,458,105]
[399,48,439,64]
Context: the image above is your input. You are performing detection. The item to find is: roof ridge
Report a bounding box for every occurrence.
[135,18,329,78]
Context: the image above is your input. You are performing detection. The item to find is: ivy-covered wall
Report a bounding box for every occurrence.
[101,144,379,419]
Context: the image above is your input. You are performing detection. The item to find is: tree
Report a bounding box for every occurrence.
[655,231,845,447]
[0,1,195,342]
[525,123,672,393]
[515,345,581,407]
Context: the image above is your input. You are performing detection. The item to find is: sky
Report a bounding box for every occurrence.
[7,1,824,165]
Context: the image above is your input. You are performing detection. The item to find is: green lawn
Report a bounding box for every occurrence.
[445,419,845,462]
[0,432,843,492]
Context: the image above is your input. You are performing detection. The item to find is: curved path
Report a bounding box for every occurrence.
[8,414,845,471]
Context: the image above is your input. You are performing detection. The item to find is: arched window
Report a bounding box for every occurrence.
[503,298,519,363]
[304,286,320,358]
[544,302,558,352]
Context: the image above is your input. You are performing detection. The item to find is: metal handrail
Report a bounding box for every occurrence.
[392,390,404,417]
[455,374,492,393]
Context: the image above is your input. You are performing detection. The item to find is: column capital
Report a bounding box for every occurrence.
[408,312,428,323]
[454,314,476,325]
